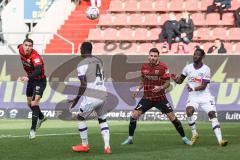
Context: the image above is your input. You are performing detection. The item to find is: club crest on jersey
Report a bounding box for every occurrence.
[27,59,30,63]
[155,70,159,74]
[34,58,40,63]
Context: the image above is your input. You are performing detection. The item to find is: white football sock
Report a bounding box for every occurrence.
[78,121,88,146]
[211,118,222,143]
[99,121,110,148]
[187,116,198,135]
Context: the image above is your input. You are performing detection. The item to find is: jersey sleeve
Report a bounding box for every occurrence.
[77,64,88,77]
[31,54,43,67]
[162,65,170,80]
[202,67,211,83]
[182,65,189,77]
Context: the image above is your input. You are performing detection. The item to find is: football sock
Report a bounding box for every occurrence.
[187,116,198,135]
[129,117,137,137]
[211,118,222,143]
[35,105,44,120]
[98,119,110,148]
[31,106,40,131]
[90,0,96,6]
[172,118,185,137]
[78,121,88,146]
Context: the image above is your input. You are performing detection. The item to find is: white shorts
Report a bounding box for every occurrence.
[78,96,107,120]
[186,95,216,113]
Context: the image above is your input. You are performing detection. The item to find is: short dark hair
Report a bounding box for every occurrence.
[149,48,160,55]
[195,48,205,56]
[81,42,92,54]
[23,38,34,45]
[215,38,221,41]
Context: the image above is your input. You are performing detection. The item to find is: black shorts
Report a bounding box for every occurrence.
[26,78,47,100]
[135,98,173,114]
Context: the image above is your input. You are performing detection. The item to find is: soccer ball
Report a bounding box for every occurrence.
[86,6,99,20]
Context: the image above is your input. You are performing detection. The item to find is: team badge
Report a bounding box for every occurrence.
[155,70,159,74]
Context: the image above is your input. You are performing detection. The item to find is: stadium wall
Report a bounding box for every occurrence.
[0,55,240,121]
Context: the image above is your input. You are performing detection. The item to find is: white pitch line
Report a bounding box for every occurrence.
[0,132,237,139]
[0,133,78,139]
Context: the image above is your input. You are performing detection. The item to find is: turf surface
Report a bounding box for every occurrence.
[0,120,239,160]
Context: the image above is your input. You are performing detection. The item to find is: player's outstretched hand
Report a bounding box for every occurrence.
[20,76,29,82]
[170,74,177,81]
[132,92,138,99]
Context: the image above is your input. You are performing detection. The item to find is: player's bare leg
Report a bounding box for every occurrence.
[167,112,192,145]
[208,111,228,147]
[98,117,111,154]
[186,106,199,144]
[122,110,141,145]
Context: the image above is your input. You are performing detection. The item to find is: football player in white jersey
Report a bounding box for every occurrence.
[68,42,111,154]
[171,48,228,147]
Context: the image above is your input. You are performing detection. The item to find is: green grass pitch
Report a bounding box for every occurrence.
[0,120,239,160]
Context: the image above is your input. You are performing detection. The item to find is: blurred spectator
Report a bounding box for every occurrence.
[175,42,189,54]
[207,38,227,54]
[160,42,171,54]
[206,0,231,20]
[159,12,180,49]
[234,7,240,27]
[178,12,194,44]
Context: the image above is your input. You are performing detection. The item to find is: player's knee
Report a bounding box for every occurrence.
[208,111,216,119]
[77,114,85,121]
[31,101,39,106]
[98,118,106,124]
[132,110,141,119]
[167,112,176,121]
[186,106,194,116]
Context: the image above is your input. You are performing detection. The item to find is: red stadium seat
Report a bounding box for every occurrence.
[206,13,221,26]
[227,28,240,41]
[155,0,169,12]
[194,28,211,40]
[104,28,118,41]
[150,28,162,41]
[212,28,227,40]
[191,13,206,26]
[234,42,240,54]
[88,29,104,41]
[125,1,139,12]
[166,0,185,11]
[118,28,134,41]
[129,13,144,26]
[134,28,149,40]
[159,14,169,25]
[112,14,128,26]
[139,0,155,12]
[109,0,124,12]
[185,0,202,11]
[144,14,159,26]
[224,42,233,53]
[98,14,114,26]
[229,0,240,11]
[200,0,214,10]
[221,13,234,26]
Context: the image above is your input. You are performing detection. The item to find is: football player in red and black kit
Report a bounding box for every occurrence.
[18,38,47,140]
[122,48,192,145]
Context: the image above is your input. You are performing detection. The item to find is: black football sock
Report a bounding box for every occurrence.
[31,106,40,131]
[172,118,185,137]
[129,117,137,137]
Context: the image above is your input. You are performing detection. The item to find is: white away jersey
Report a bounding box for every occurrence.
[77,56,107,99]
[182,63,212,97]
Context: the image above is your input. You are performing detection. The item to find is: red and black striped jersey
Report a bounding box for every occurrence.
[141,62,170,102]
